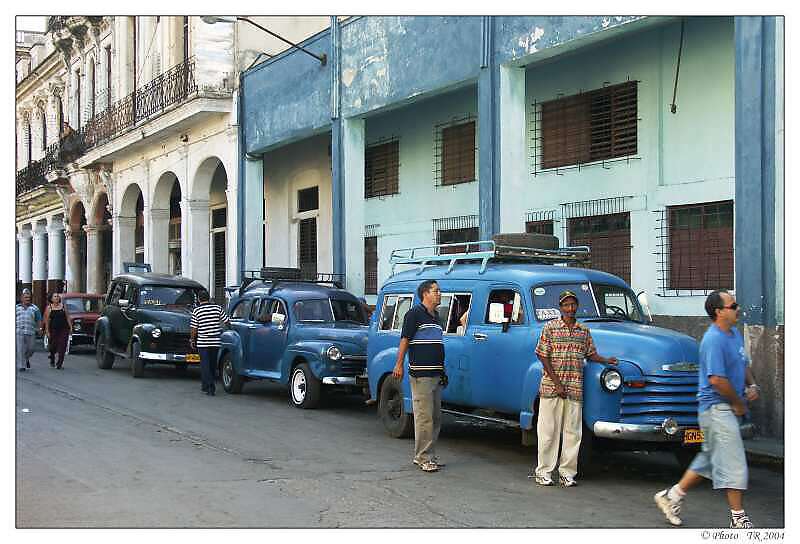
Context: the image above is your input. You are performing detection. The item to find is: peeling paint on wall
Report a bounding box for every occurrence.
[517,27,546,53]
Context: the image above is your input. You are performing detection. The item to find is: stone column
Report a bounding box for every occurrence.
[224,186,238,290]
[148,208,170,273]
[84,224,109,295]
[183,199,210,286]
[497,64,528,233]
[47,216,66,293]
[243,157,264,272]
[31,221,48,309]
[64,228,83,292]
[17,226,33,286]
[112,214,137,277]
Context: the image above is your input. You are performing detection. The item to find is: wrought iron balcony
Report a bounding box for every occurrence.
[82,56,197,151]
[15,142,59,195]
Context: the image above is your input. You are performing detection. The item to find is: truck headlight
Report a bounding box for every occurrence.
[326,346,342,361]
[600,368,622,392]
[152,328,162,338]
[73,321,82,331]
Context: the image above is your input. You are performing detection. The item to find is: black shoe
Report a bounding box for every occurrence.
[26,361,31,369]
[209,389,216,396]
[49,359,55,367]
[201,386,209,393]
[19,367,26,372]
[57,365,63,370]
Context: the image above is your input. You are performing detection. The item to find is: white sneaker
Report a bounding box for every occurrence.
[535,474,554,486]
[559,474,577,487]
[654,489,683,526]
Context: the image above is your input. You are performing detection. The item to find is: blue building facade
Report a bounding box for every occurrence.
[237,16,783,436]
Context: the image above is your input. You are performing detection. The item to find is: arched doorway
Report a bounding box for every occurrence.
[119,182,145,270]
[135,193,145,264]
[169,182,182,275]
[69,201,88,292]
[92,192,112,294]
[193,157,229,302]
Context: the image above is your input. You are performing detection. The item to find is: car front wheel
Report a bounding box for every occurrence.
[221,353,244,394]
[289,362,321,409]
[96,331,115,369]
[131,342,145,378]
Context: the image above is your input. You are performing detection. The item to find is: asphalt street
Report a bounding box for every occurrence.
[16,347,785,528]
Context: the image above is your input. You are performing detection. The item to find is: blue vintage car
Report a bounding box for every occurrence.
[218,270,370,408]
[367,236,753,467]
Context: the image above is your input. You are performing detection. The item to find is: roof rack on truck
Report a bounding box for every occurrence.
[237,267,345,296]
[389,233,590,275]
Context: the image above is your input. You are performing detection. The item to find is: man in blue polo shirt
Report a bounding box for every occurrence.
[654,289,760,528]
[392,279,445,473]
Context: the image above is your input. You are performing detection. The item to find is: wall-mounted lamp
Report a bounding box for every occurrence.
[201,16,327,66]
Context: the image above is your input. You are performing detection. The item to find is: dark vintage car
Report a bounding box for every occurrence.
[43,292,104,353]
[219,268,370,408]
[94,273,208,378]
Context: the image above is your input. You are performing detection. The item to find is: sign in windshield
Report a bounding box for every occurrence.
[138,286,204,307]
[531,283,598,321]
[295,298,368,325]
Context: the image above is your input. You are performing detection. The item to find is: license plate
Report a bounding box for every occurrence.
[683,429,704,444]
[186,353,200,363]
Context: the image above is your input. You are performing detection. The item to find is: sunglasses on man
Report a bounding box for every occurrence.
[722,302,739,311]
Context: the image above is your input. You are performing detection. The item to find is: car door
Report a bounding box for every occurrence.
[104,281,125,348]
[468,283,534,413]
[436,289,473,406]
[118,283,138,347]
[229,297,256,371]
[249,298,290,375]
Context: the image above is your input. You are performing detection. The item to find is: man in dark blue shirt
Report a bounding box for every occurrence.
[393,279,445,472]
[654,289,760,528]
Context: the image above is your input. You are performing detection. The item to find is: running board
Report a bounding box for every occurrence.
[441,408,520,428]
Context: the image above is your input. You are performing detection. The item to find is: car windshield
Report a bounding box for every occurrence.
[64,297,103,313]
[138,286,203,308]
[294,298,368,325]
[592,283,645,323]
[531,283,599,321]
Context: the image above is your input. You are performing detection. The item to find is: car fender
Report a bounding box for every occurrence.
[219,329,244,372]
[131,323,157,354]
[94,316,112,343]
[369,345,411,410]
[519,361,544,430]
[282,346,325,380]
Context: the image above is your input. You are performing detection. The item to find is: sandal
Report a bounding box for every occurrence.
[419,461,440,472]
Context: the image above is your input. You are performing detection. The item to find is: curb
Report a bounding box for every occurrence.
[745,449,783,472]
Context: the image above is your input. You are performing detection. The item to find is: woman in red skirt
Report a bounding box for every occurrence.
[44,292,73,369]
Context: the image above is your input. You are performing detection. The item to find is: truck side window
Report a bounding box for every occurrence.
[379,296,397,330]
[249,298,262,321]
[391,296,414,331]
[485,289,525,325]
[231,299,252,320]
[438,293,472,335]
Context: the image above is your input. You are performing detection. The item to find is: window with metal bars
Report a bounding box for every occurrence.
[525,220,554,235]
[667,201,733,291]
[534,81,638,172]
[568,212,631,284]
[437,227,480,255]
[364,236,378,295]
[435,117,476,186]
[365,139,399,198]
[298,218,317,280]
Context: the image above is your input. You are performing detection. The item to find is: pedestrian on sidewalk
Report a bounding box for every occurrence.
[16,288,41,372]
[532,290,617,488]
[393,280,447,473]
[43,292,73,369]
[190,290,230,396]
[654,289,760,528]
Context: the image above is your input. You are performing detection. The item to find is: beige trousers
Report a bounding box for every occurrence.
[535,396,583,479]
[410,376,442,464]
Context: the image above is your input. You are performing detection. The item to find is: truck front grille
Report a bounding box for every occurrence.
[620,375,698,426]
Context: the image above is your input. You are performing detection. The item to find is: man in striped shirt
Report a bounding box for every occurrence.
[393,280,446,472]
[190,290,230,396]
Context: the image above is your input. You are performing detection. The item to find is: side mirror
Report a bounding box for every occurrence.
[636,290,654,324]
[271,313,286,326]
[488,303,506,324]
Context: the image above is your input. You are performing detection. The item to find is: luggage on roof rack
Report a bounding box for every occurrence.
[389,233,590,275]
[238,268,346,295]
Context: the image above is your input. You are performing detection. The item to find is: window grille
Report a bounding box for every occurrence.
[365,137,399,198]
[298,186,319,212]
[654,201,734,296]
[298,218,317,280]
[364,236,378,295]
[434,115,477,186]
[433,214,479,255]
[568,212,631,284]
[213,231,226,304]
[525,220,554,235]
[211,207,227,229]
[531,80,639,175]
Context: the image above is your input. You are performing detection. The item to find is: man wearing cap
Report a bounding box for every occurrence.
[16,289,41,372]
[532,289,617,487]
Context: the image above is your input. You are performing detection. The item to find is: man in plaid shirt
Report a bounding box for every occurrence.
[532,289,617,487]
[16,289,41,372]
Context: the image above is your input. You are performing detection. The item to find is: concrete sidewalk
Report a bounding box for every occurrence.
[744,436,784,471]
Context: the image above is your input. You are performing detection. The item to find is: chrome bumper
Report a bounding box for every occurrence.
[138,351,198,363]
[593,421,756,442]
[322,375,368,386]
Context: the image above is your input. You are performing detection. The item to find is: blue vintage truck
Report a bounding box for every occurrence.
[218,268,370,408]
[366,235,752,467]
